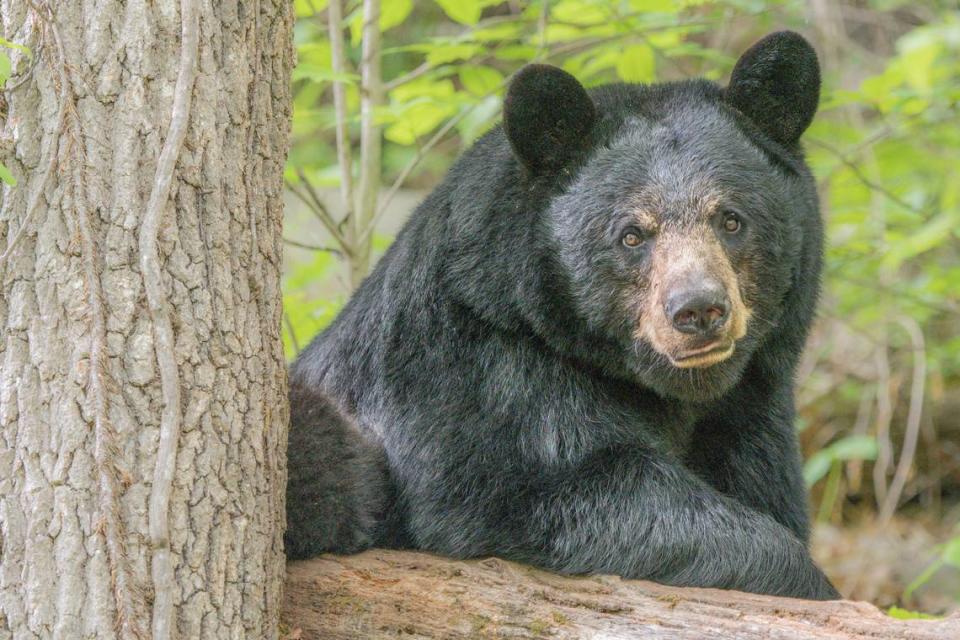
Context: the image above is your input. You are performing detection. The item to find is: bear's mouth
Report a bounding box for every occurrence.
[669,340,736,369]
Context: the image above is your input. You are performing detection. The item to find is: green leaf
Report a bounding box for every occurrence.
[0,52,10,88]
[494,45,538,61]
[0,163,16,186]
[887,607,939,621]
[435,0,482,25]
[293,0,328,17]
[0,37,30,58]
[804,436,878,486]
[349,0,414,45]
[425,42,481,65]
[384,101,457,145]
[803,451,833,487]
[942,536,960,568]
[827,435,879,462]
[381,0,414,31]
[458,65,503,95]
[616,44,656,83]
[292,63,359,85]
[551,0,610,25]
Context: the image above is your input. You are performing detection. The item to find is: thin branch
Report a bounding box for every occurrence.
[879,316,927,523]
[383,61,432,92]
[294,167,338,225]
[4,43,42,93]
[807,138,927,217]
[872,345,893,507]
[350,0,382,287]
[141,0,199,638]
[283,312,300,355]
[327,0,354,229]
[282,237,342,255]
[359,82,505,246]
[285,177,352,254]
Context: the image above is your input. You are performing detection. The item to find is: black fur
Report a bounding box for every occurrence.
[284,381,400,559]
[725,31,821,146]
[286,31,838,600]
[503,64,596,173]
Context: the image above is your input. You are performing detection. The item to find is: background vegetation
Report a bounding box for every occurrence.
[282,0,960,614]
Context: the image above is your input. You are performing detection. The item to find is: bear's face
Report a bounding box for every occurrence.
[503,32,820,401]
[550,105,806,400]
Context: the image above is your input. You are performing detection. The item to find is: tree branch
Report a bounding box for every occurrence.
[359,83,504,246]
[286,175,353,254]
[282,237,342,255]
[349,0,382,288]
[140,0,199,638]
[284,550,960,639]
[327,0,354,231]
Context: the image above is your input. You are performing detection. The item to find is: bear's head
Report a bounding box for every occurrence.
[502,31,821,401]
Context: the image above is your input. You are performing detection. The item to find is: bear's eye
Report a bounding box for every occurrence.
[722,211,742,234]
[622,229,644,248]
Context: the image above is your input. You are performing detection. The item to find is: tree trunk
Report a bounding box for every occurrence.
[0,1,293,638]
[283,550,960,640]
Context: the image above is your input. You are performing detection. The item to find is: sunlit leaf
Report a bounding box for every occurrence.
[0,163,16,186]
[616,43,656,83]
[0,52,10,88]
[459,65,504,95]
[434,0,483,25]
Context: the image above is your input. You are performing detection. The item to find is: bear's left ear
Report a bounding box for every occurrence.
[503,64,596,174]
[725,31,820,146]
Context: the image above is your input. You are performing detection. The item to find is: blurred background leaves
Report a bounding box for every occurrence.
[283,0,960,614]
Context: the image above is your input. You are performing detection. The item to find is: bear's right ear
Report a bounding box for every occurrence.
[503,64,596,174]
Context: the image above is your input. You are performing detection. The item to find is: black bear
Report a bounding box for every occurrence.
[286,30,839,600]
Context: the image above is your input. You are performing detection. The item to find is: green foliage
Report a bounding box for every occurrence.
[904,533,960,601]
[803,436,879,487]
[887,606,940,620]
[0,38,29,186]
[282,249,342,357]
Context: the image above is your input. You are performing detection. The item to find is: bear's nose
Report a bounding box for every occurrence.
[665,288,729,337]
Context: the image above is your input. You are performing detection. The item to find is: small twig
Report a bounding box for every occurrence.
[283,312,300,355]
[383,61,432,92]
[359,82,505,246]
[4,42,42,93]
[536,0,549,58]
[282,237,342,255]
[295,167,338,224]
[879,316,927,523]
[807,138,927,217]
[141,1,199,638]
[286,177,352,253]
[872,345,894,507]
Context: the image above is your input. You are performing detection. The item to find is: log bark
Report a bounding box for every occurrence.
[283,549,960,639]
[0,1,293,637]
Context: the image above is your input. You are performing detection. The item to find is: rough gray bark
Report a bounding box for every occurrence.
[0,1,293,638]
[284,550,960,639]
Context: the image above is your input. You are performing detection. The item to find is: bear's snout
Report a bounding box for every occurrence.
[664,280,730,340]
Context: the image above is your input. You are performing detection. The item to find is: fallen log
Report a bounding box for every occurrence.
[282,549,959,639]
